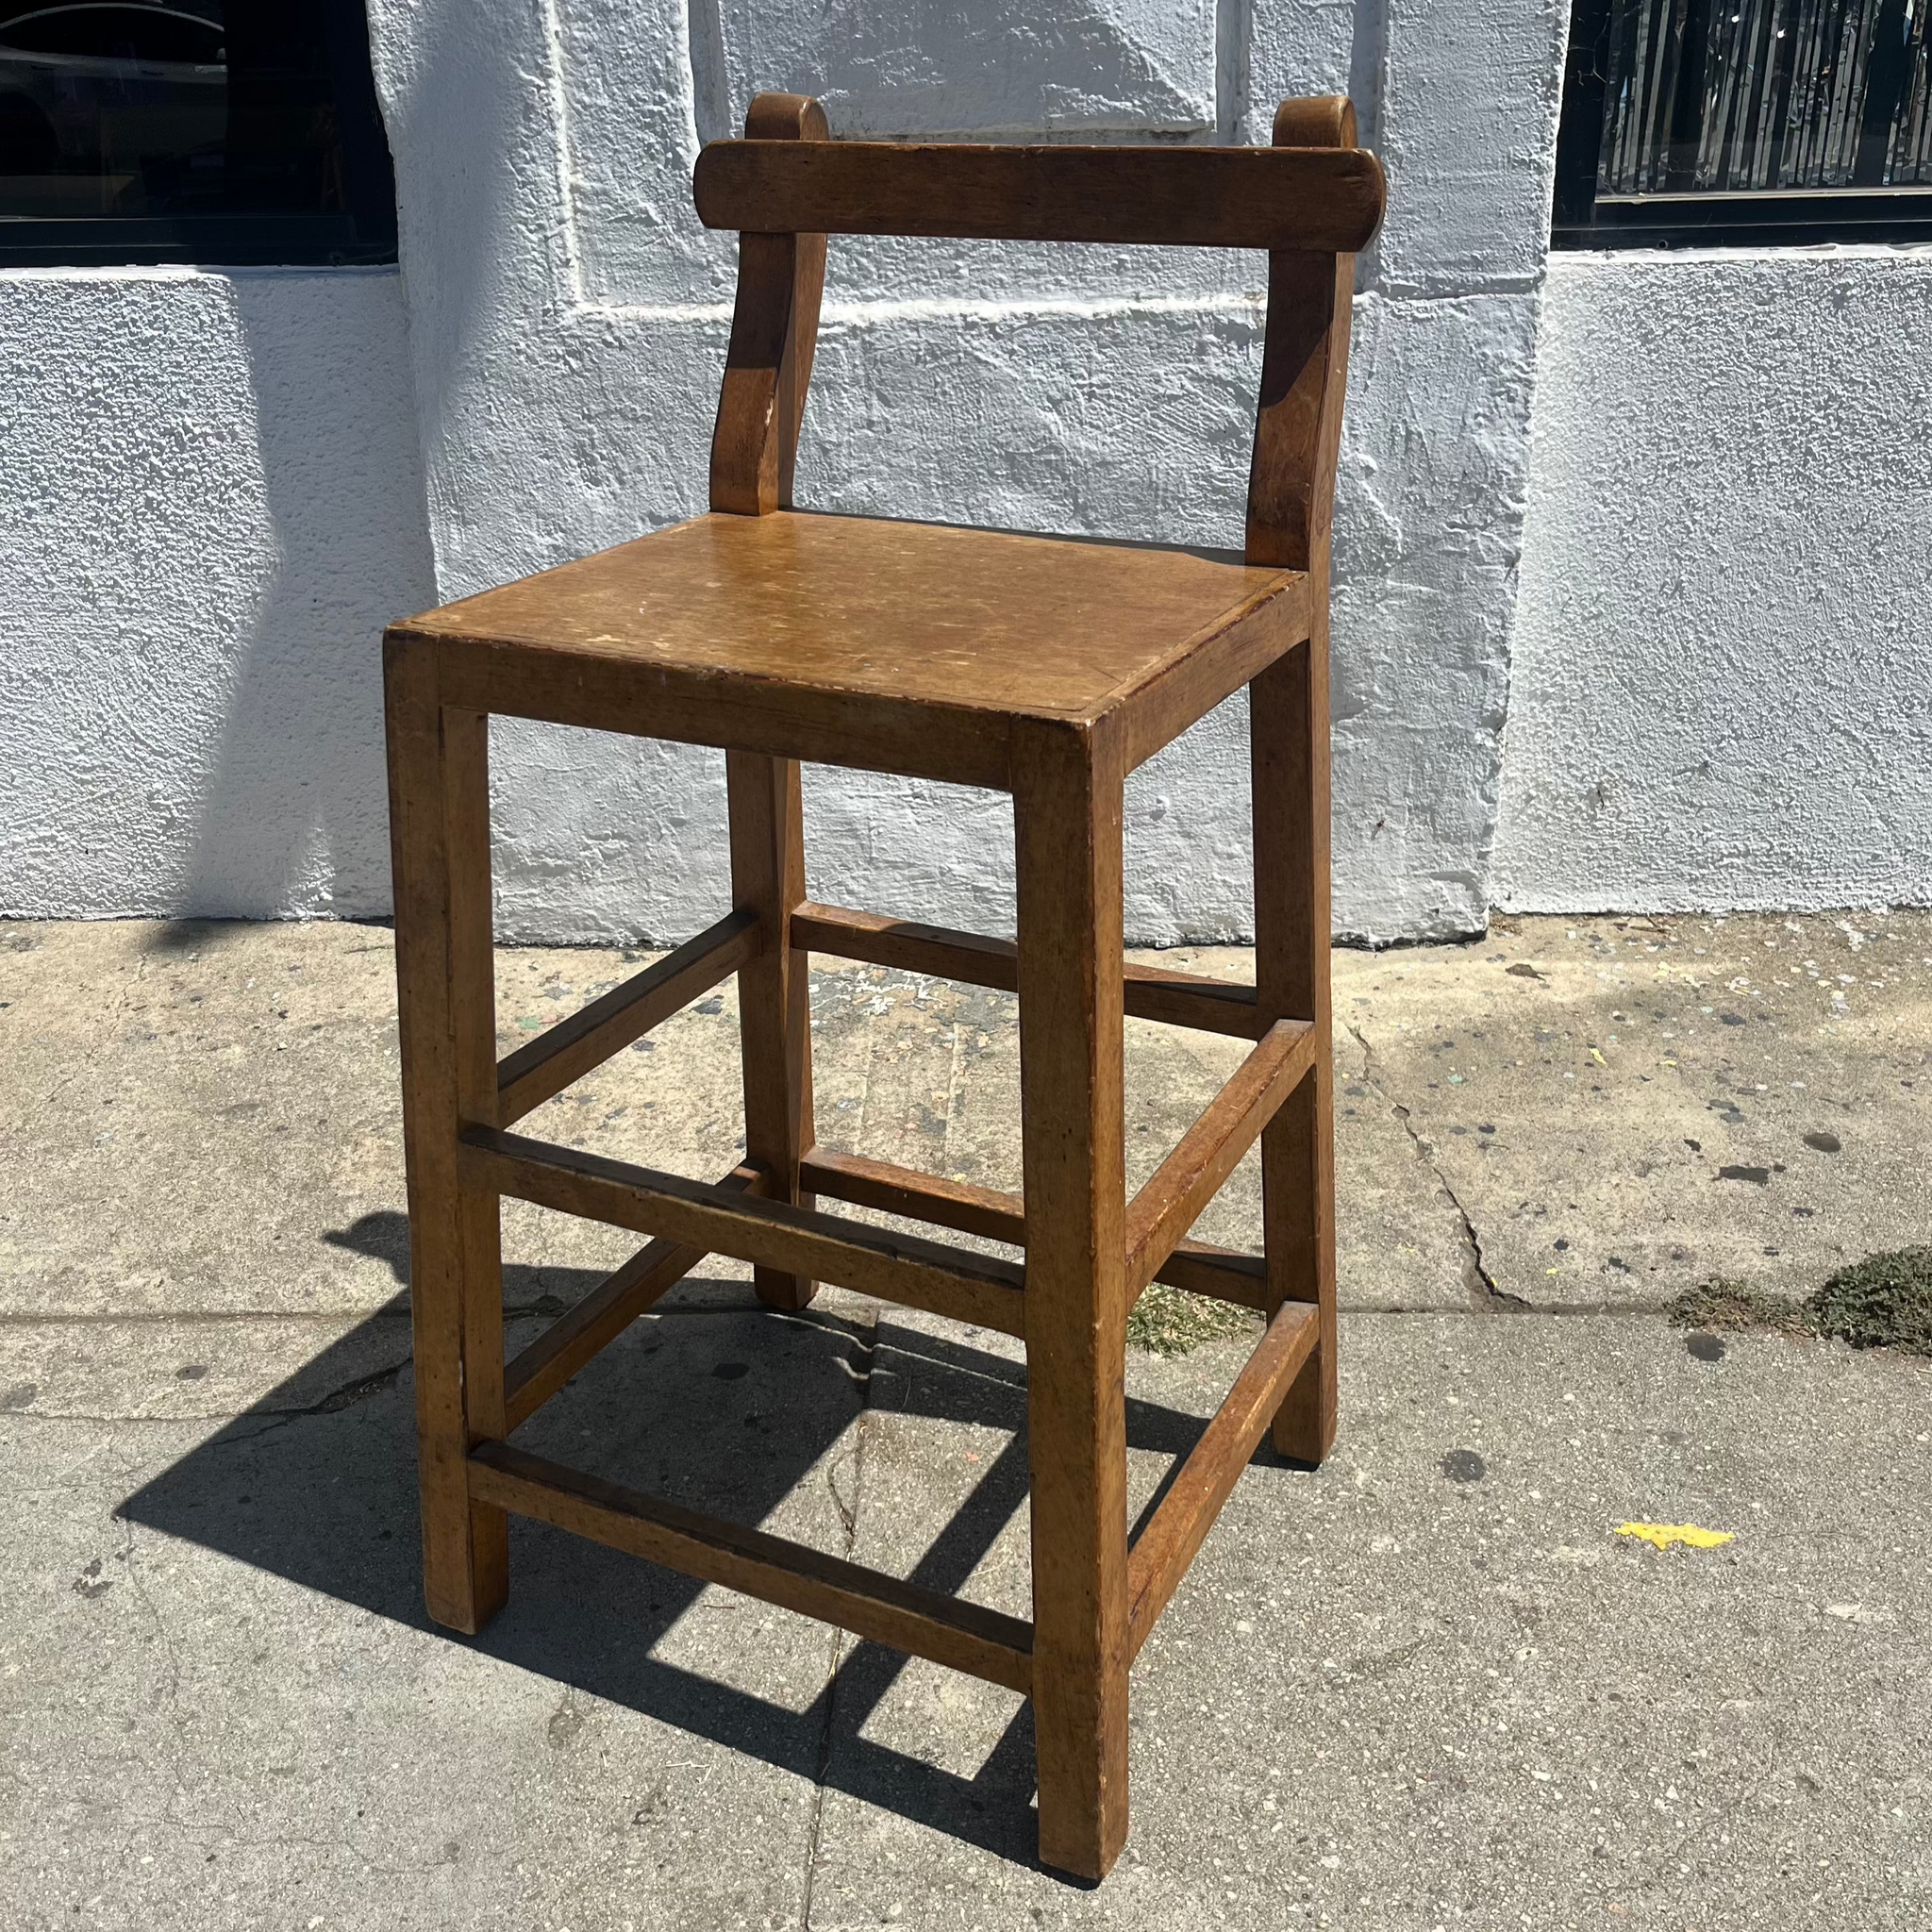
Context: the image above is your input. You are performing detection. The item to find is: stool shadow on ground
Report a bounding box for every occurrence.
[118,1216,1245,1872]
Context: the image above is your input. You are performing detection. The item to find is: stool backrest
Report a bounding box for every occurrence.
[694,93,1385,574]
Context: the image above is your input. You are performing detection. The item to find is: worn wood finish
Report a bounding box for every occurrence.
[496,908,759,1124]
[385,643,507,1634]
[800,1144,1024,1245]
[460,1126,1028,1337]
[797,1145,1272,1314]
[695,140,1385,253]
[728,750,817,1311]
[1253,645,1337,1466]
[791,901,1269,1040]
[1106,567,1313,774]
[1124,1301,1319,1661]
[406,513,1302,793]
[1247,99,1356,575]
[384,92,1374,1881]
[710,93,828,516]
[1246,101,1350,1468]
[1012,718,1131,1880]
[1123,1021,1317,1300]
[502,1163,767,1432]
[1158,1243,1269,1311]
[471,1441,1035,1695]
[1273,92,1357,152]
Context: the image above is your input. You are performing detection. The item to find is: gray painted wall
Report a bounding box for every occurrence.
[2,4,1926,939]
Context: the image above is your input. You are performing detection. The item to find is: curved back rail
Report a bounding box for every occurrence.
[697,91,1382,569]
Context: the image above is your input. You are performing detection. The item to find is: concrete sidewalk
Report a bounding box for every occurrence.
[2,910,1927,1930]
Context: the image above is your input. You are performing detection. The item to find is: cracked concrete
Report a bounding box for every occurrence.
[2,913,1929,1929]
[1364,1009,1523,1318]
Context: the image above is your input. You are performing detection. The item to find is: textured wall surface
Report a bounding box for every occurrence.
[13,7,1921,937]
[366,0,1565,946]
[0,270,435,921]
[1496,248,1932,912]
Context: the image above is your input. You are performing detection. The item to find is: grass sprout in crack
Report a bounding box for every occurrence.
[1125,1282,1258,1357]
[1669,1249,1932,1357]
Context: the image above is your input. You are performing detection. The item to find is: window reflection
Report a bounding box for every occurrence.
[0,1,397,262]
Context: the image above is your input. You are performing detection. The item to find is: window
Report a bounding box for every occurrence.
[1553,0,1932,246]
[0,1,397,265]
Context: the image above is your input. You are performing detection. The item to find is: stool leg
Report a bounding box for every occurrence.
[1252,636,1337,1467]
[386,641,508,1633]
[726,749,817,1311]
[1012,719,1130,1881]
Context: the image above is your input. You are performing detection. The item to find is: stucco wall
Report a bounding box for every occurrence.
[365,0,1564,947]
[8,8,1924,939]
[0,268,435,922]
[1495,246,1932,913]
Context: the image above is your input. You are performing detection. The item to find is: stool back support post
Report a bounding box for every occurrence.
[709,92,828,515]
[726,746,818,1311]
[712,91,830,1307]
[385,641,509,1632]
[1246,94,1355,1465]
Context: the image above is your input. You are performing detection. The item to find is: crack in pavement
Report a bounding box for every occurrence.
[1346,1021,1528,1314]
[1389,1101,1526,1312]
[0,1298,794,1327]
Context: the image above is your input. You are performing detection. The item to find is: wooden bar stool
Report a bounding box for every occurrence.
[384,92,1383,1881]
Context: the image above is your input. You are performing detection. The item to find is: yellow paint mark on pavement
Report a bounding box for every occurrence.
[1616,1522,1735,1551]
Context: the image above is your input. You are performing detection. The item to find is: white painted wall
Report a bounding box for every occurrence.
[0,267,434,921]
[8,6,1923,939]
[1495,246,1932,913]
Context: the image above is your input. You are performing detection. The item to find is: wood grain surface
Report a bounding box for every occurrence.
[459,1126,1028,1337]
[472,1441,1035,1694]
[694,139,1385,253]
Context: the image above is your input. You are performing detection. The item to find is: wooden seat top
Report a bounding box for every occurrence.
[401,512,1306,775]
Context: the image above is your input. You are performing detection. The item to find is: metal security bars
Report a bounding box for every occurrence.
[1553,0,1932,245]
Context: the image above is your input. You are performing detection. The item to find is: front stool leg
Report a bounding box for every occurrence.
[1012,717,1131,1880]
[385,641,509,1632]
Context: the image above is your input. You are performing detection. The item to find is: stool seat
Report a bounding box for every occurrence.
[403,510,1310,788]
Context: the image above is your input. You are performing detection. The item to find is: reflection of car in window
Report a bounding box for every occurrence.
[0,3,225,213]
[0,0,396,265]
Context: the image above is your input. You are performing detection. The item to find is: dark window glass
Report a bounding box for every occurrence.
[1553,0,1932,246]
[0,0,397,264]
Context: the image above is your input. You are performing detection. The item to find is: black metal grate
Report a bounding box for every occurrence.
[1553,0,1932,245]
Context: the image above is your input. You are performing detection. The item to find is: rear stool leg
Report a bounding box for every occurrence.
[1252,641,1338,1467]
[386,644,509,1631]
[726,749,817,1311]
[1013,720,1130,1881]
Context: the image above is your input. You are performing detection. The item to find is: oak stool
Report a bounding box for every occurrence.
[384,92,1385,1880]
